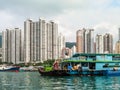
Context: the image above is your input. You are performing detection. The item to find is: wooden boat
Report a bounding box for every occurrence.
[38,67,70,76]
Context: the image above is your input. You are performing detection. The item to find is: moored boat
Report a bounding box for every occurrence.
[38,53,120,76]
[61,53,120,76]
[103,70,120,76]
[20,66,38,72]
[38,66,70,76]
[0,65,20,72]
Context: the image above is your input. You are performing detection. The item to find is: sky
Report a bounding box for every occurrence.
[0,0,120,44]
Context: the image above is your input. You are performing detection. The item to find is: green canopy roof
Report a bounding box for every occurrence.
[62,60,120,63]
[72,53,120,57]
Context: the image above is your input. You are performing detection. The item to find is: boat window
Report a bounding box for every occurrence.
[115,63,119,65]
[81,63,88,67]
[80,56,86,60]
[72,54,80,57]
[103,63,109,67]
[101,55,105,58]
[89,63,95,69]
[113,56,120,60]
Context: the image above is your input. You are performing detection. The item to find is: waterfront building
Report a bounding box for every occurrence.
[0,48,2,62]
[40,19,47,62]
[24,19,59,63]
[71,45,76,55]
[2,31,7,63]
[24,19,47,63]
[103,33,113,53]
[0,33,2,62]
[76,29,86,53]
[24,19,32,63]
[115,28,120,54]
[76,28,94,53]
[65,42,76,56]
[118,28,120,40]
[86,29,94,53]
[46,23,52,60]
[49,21,58,60]
[2,28,21,64]
[115,41,120,53]
[15,29,22,64]
[96,34,103,53]
[94,42,96,53]
[57,33,65,59]
[0,33,2,48]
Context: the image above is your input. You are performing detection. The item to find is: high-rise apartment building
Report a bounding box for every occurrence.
[76,28,94,53]
[47,23,52,60]
[71,45,76,55]
[96,34,103,53]
[76,29,86,53]
[48,21,58,60]
[57,33,65,58]
[0,33,2,48]
[24,19,46,63]
[103,33,113,53]
[2,28,21,64]
[1,18,63,64]
[115,41,120,53]
[115,28,120,53]
[24,19,32,63]
[119,28,120,40]
[86,29,94,53]
[0,33,2,62]
[2,30,7,63]
[24,19,59,63]
[40,20,47,61]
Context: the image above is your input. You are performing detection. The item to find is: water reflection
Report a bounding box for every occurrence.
[39,76,120,90]
[0,72,120,90]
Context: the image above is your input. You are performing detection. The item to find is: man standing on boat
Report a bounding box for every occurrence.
[53,60,59,70]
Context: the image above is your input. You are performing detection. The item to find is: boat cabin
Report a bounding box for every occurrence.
[61,53,120,71]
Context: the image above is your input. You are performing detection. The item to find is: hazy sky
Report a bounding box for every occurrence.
[0,0,120,43]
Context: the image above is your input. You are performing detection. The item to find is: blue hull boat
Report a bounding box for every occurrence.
[60,53,120,76]
[0,65,20,72]
[103,70,120,76]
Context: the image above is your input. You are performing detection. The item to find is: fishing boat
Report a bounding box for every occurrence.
[0,65,20,72]
[38,66,70,76]
[38,53,120,76]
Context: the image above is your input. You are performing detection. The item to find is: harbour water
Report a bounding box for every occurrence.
[0,72,120,90]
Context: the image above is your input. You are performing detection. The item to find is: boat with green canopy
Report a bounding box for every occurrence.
[38,53,120,76]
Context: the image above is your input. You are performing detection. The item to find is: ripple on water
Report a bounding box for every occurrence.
[0,72,120,90]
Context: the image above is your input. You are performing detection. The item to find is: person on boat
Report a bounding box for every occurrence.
[67,64,73,71]
[53,60,59,70]
[63,64,67,70]
[113,67,118,71]
[73,64,78,70]
[77,64,82,71]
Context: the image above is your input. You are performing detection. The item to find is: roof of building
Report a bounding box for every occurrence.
[72,53,120,57]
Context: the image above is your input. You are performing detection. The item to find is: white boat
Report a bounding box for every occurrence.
[0,65,20,71]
